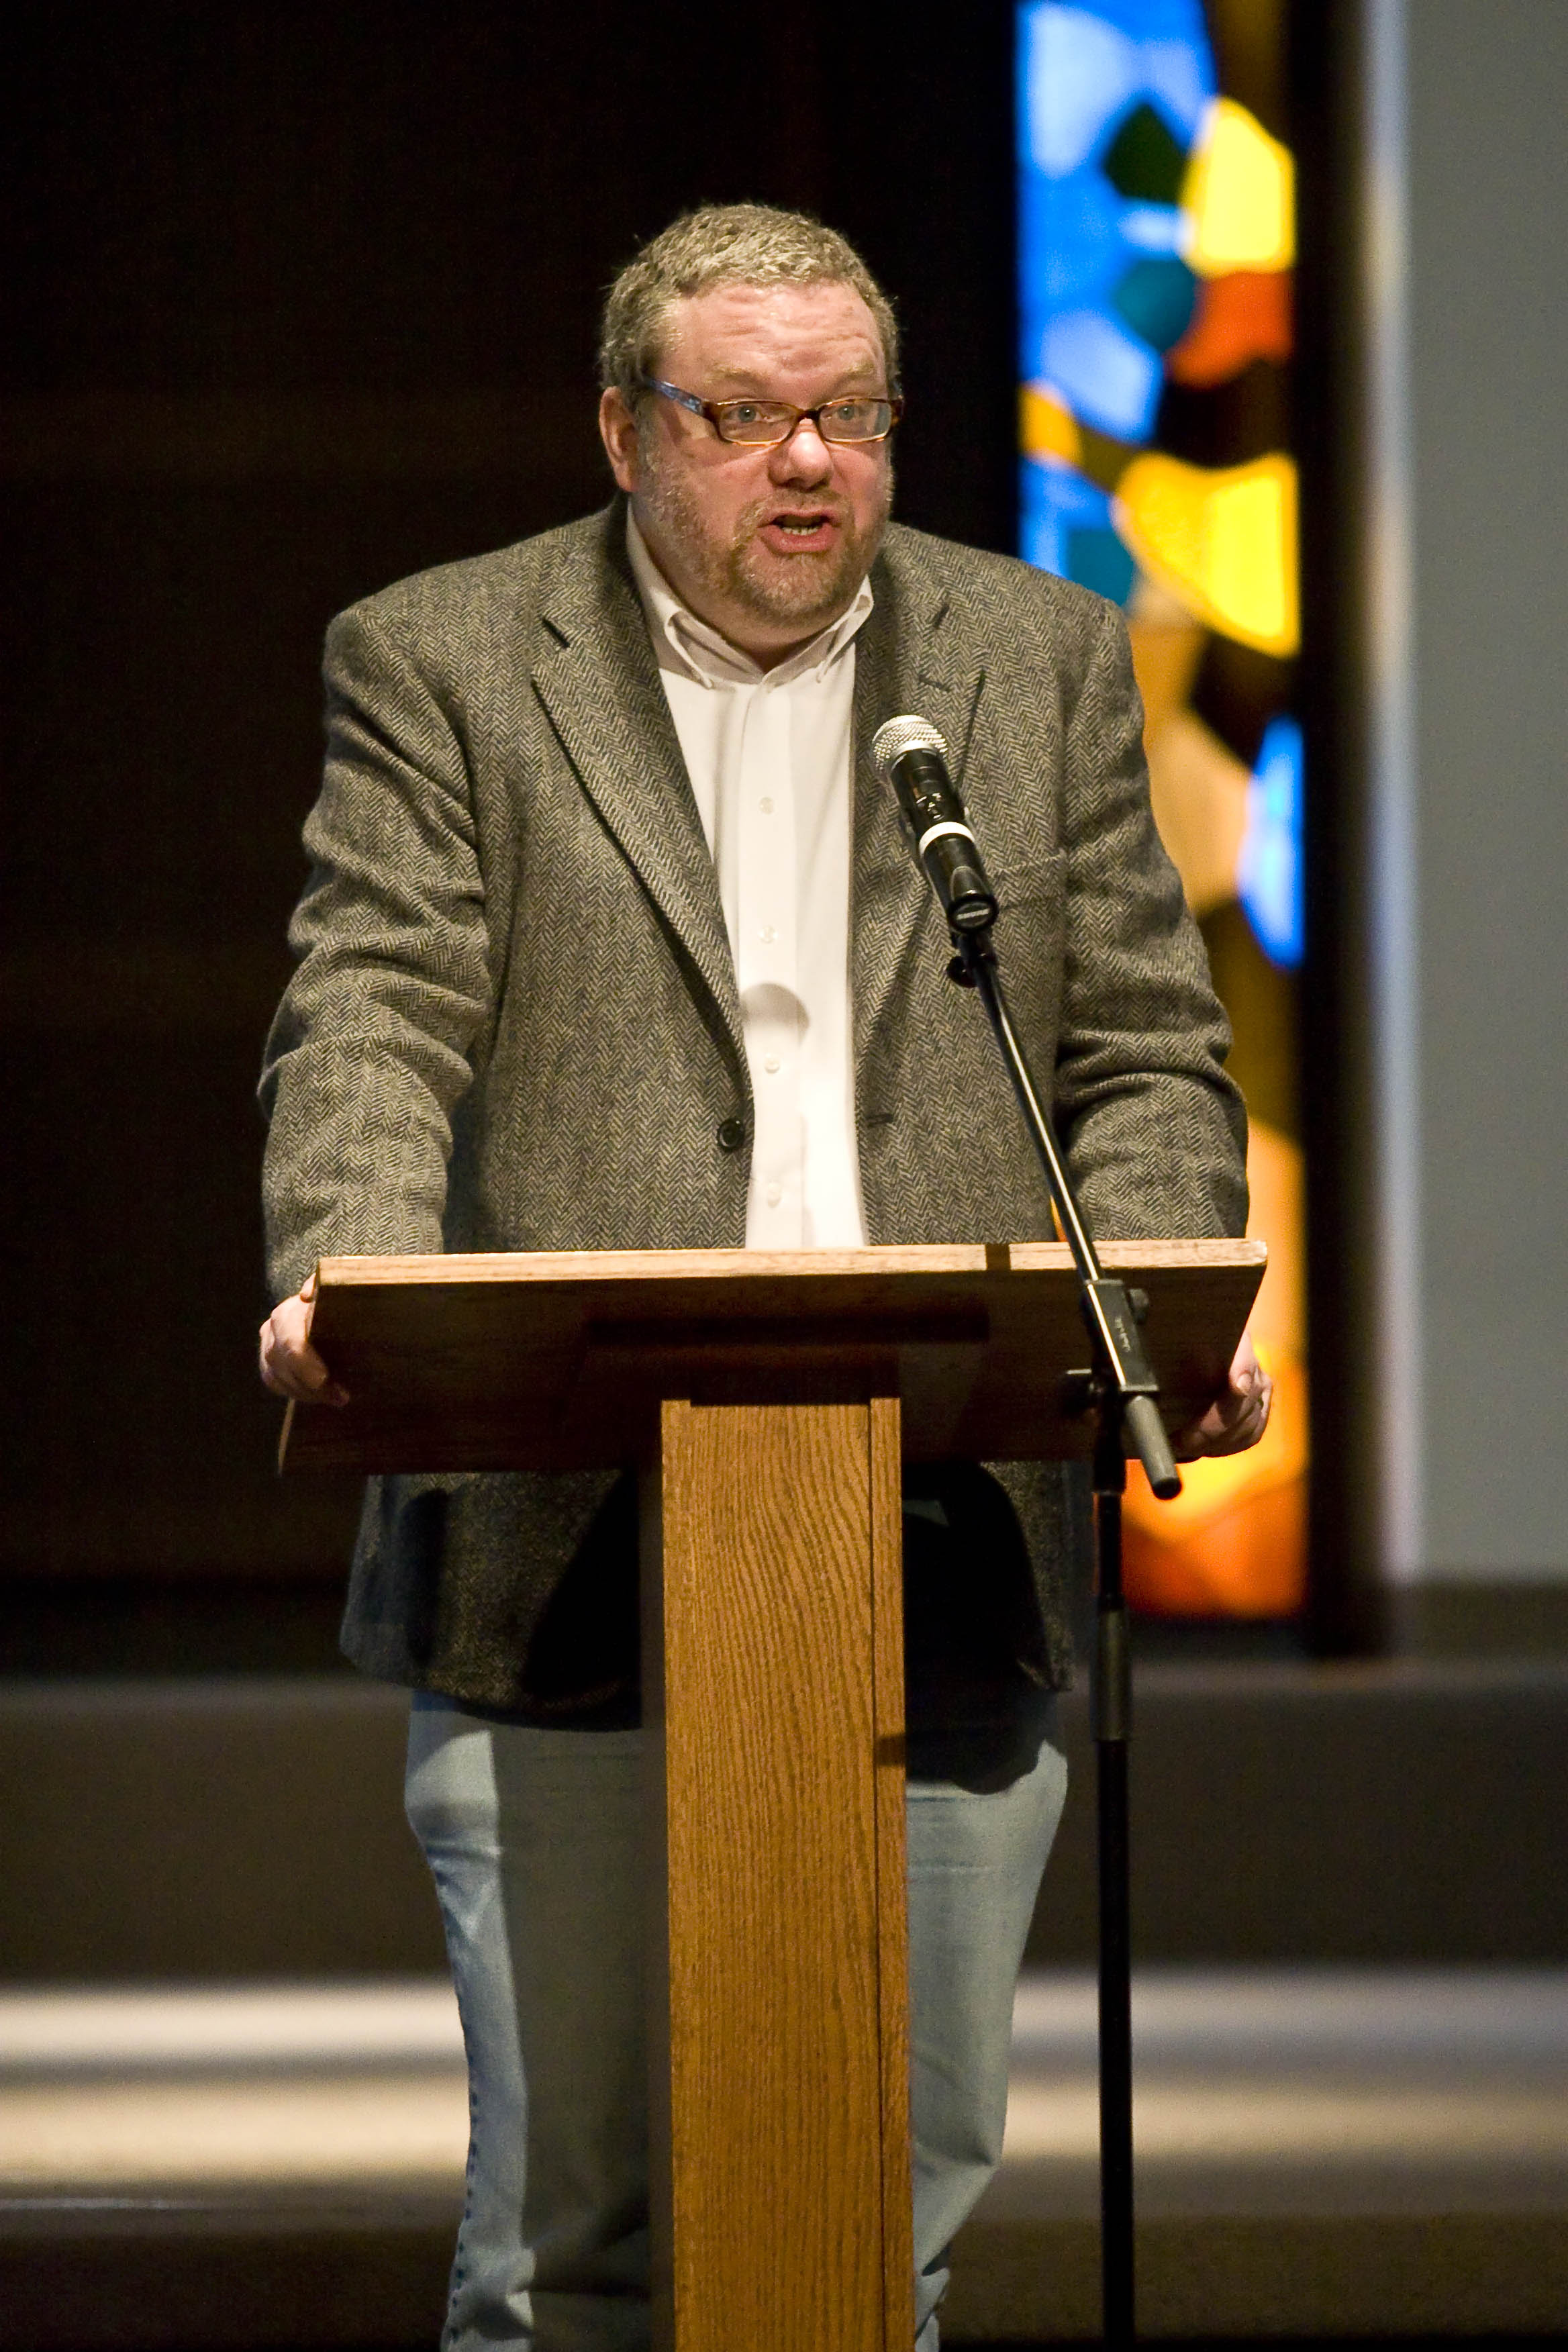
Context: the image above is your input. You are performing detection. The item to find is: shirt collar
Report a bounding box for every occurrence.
[626,505,873,689]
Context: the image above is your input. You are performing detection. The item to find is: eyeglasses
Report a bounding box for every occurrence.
[638,375,903,447]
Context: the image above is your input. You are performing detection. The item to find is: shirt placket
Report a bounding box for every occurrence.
[737,679,803,1248]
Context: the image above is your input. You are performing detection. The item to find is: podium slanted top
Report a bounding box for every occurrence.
[279,1240,1265,1475]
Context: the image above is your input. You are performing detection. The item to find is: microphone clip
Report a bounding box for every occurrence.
[946,928,997,990]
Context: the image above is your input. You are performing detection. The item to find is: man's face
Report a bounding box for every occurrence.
[598,280,894,667]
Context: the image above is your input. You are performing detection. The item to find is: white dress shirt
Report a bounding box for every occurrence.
[626,509,871,1250]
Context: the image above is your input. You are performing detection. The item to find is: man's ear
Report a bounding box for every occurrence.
[598,388,640,493]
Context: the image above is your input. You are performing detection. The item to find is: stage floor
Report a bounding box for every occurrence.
[3,1967,1566,2341]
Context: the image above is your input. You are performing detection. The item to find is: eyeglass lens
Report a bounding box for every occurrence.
[716,399,894,446]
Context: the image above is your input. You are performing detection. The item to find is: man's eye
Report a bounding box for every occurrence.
[827,403,870,425]
[728,403,767,425]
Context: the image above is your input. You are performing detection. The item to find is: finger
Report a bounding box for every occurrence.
[260,1342,322,1402]
[1203,1390,1272,1457]
[266,1362,351,1406]
[258,1319,301,1396]
[292,1276,347,1402]
[1170,1412,1218,1462]
[1172,1382,1272,1460]
[258,1312,350,1406]
[283,1344,350,1405]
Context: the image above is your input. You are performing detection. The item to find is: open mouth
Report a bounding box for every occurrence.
[762,509,838,549]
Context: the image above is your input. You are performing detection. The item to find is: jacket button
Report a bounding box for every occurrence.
[717,1117,745,1153]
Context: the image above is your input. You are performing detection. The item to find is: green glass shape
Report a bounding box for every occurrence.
[1101,99,1188,205]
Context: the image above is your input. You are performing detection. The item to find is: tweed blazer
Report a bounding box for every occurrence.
[260,500,1246,1707]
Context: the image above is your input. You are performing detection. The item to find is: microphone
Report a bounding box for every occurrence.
[871,716,999,934]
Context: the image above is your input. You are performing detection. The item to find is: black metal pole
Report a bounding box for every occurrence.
[873,719,1176,2342]
[946,923,1158,2343]
[1093,1400,1135,2345]
[951,931,1180,1503]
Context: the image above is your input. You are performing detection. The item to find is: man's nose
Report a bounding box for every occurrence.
[768,415,834,485]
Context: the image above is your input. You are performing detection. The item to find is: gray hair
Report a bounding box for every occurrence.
[598,203,900,402]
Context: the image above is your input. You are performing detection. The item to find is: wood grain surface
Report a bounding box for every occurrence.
[644,1399,911,2352]
[281,1241,1265,1474]
[868,1396,914,2352]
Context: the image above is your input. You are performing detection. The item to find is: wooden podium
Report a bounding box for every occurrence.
[283,1238,1263,2352]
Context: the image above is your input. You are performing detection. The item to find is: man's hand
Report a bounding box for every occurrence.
[258,1274,349,1407]
[1172,1330,1271,1460]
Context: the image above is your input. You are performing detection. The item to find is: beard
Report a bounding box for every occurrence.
[634,441,893,640]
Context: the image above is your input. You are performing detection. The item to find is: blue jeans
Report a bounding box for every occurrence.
[406,1698,1066,2351]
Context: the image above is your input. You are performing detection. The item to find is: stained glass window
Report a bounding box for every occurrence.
[1018,0,1306,1618]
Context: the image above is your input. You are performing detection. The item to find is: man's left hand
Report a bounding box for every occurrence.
[1172,1331,1272,1460]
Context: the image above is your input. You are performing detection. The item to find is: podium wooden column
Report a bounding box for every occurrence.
[646,1394,910,2351]
[283,1240,1263,2352]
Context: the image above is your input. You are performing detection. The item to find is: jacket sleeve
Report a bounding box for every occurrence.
[1053,602,1248,1240]
[258,601,493,1301]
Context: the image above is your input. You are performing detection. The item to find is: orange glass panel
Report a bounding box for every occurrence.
[1168,269,1293,388]
[1124,1468,1307,1617]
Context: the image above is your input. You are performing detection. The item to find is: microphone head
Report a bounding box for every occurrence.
[872,714,949,775]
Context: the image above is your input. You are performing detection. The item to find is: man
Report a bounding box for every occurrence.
[259,205,1268,2350]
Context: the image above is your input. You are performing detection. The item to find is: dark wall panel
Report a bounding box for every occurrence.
[1,7,1015,1648]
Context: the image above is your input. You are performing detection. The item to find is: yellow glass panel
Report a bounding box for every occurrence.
[1019,383,1082,468]
[1114,450,1298,656]
[1181,97,1295,275]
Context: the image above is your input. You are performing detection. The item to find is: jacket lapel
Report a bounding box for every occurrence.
[530,510,744,1068]
[851,538,986,1091]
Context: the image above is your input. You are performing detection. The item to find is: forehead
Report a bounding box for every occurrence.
[656,281,885,391]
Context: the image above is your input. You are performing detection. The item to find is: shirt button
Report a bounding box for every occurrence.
[765,1181,783,1208]
[717,1117,745,1153]
[760,924,777,944]
[763,1055,780,1075]
[759,797,774,814]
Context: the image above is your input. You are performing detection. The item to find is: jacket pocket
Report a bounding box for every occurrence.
[992,848,1066,918]
[987,852,1068,1071]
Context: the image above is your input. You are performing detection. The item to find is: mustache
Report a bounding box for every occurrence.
[741,493,852,528]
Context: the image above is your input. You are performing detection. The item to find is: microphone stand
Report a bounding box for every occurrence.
[946,916,1181,2349]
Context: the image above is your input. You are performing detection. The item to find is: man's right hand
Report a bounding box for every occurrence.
[258,1274,350,1406]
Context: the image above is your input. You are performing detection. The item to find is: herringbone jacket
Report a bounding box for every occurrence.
[260,501,1246,1708]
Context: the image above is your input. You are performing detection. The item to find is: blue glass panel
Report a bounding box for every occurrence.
[1020,458,1116,581]
[1039,307,1164,438]
[1142,32,1216,140]
[1018,0,1216,447]
[1119,202,1185,254]
[1238,717,1306,967]
[1018,166,1127,327]
[1067,526,1138,603]
[1019,5,1139,176]
[1085,0,1210,39]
